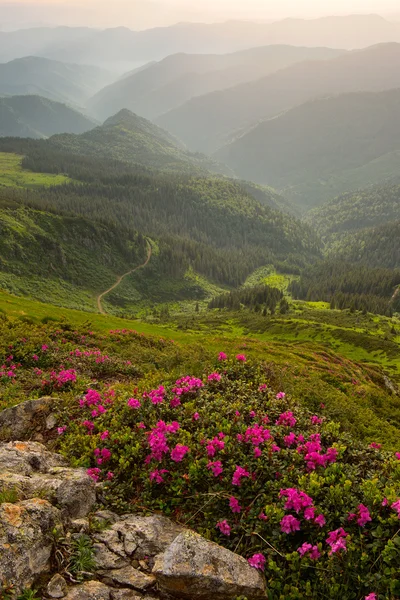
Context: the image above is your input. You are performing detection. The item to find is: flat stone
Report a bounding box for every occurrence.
[0,441,66,475]
[93,529,126,558]
[70,519,90,533]
[110,591,144,600]
[152,530,267,600]
[0,498,63,595]
[47,573,68,598]
[64,581,111,600]
[94,543,129,570]
[100,566,156,591]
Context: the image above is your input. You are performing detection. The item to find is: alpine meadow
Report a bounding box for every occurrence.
[0,5,400,600]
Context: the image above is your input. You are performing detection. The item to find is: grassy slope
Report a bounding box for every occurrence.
[1,289,399,449]
[0,153,70,188]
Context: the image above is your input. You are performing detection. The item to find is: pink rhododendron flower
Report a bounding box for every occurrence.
[271,444,281,452]
[170,444,190,462]
[395,452,400,460]
[170,397,181,408]
[207,460,223,477]
[357,504,372,527]
[365,594,377,600]
[216,520,231,535]
[106,472,114,480]
[206,436,225,457]
[297,543,320,560]
[280,515,301,534]
[172,377,203,396]
[87,467,101,482]
[314,514,326,527]
[208,372,222,381]
[144,385,165,405]
[259,512,268,521]
[32,354,39,361]
[149,469,169,484]
[392,499,400,518]
[326,528,348,555]
[284,432,296,447]
[236,354,246,362]
[100,431,109,440]
[57,426,67,435]
[248,553,266,571]
[82,420,95,432]
[232,466,250,486]
[276,411,296,428]
[279,488,314,513]
[370,442,382,449]
[254,447,262,458]
[310,415,323,425]
[243,424,271,446]
[127,398,141,409]
[229,497,242,513]
[382,498,388,507]
[218,352,227,361]
[276,392,286,400]
[193,412,200,421]
[304,506,315,521]
[259,384,267,391]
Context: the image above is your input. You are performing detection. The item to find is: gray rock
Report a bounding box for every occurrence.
[113,515,184,561]
[99,566,155,591]
[70,519,90,533]
[0,441,66,475]
[93,510,120,525]
[152,530,267,600]
[94,543,129,570]
[0,444,96,518]
[0,498,63,594]
[93,529,126,558]
[64,581,111,600]
[47,573,68,598]
[0,397,58,441]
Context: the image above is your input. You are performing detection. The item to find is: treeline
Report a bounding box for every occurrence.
[209,284,284,314]
[290,261,400,316]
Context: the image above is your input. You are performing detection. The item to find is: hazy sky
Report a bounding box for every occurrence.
[1,0,400,29]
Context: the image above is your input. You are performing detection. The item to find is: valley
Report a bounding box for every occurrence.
[0,13,400,599]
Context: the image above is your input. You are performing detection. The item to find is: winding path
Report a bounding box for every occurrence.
[97,242,152,315]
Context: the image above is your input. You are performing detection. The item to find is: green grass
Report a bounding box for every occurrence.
[244,266,299,294]
[0,153,70,188]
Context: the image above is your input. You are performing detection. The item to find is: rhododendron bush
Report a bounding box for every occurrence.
[57,356,400,600]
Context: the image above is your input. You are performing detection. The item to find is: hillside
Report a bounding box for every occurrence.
[49,109,232,175]
[157,43,400,154]
[0,197,148,309]
[307,180,400,237]
[0,95,96,138]
[0,16,399,66]
[215,88,400,208]
[0,56,113,106]
[88,45,345,121]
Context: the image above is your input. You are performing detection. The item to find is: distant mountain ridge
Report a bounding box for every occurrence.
[0,56,114,107]
[157,42,400,154]
[0,15,400,68]
[215,87,400,208]
[0,95,96,138]
[88,45,345,121]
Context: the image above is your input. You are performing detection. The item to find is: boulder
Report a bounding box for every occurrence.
[112,515,184,561]
[47,573,68,598]
[152,530,267,600]
[64,581,111,600]
[93,542,129,570]
[0,397,58,441]
[110,591,143,600]
[0,498,63,594]
[0,443,96,518]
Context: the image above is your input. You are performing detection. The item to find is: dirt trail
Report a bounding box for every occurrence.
[97,242,152,315]
[390,286,400,303]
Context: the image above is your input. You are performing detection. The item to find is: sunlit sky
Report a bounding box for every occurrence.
[1,0,400,29]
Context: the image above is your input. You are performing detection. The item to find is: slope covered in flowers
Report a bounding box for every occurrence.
[1,316,400,598]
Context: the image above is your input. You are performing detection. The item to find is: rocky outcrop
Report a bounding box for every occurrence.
[0,498,63,594]
[0,441,97,518]
[0,397,59,442]
[0,402,267,600]
[153,530,266,600]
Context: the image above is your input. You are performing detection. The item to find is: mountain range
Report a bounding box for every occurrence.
[0,56,114,107]
[216,88,400,208]
[1,15,400,68]
[88,45,345,121]
[157,42,400,154]
[0,95,96,138]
